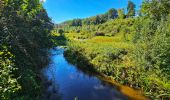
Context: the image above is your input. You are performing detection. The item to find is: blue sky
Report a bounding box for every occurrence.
[43,0,143,23]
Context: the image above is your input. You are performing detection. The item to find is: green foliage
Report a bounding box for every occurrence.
[127,0,136,17]
[118,9,125,19]
[50,30,67,46]
[70,19,82,26]
[141,0,170,20]
[131,1,170,98]
[0,47,20,100]
[0,0,54,99]
[108,8,118,19]
[62,18,135,40]
[1,0,168,99]
[61,8,120,26]
[132,12,170,97]
[58,29,64,36]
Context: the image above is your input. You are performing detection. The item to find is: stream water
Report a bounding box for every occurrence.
[42,47,145,100]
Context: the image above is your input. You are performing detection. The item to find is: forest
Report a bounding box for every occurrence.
[0,0,170,100]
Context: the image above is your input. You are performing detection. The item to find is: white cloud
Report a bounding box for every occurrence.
[41,0,46,3]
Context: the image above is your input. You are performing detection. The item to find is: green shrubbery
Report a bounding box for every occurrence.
[0,0,54,99]
[131,15,170,99]
[0,47,20,99]
[61,18,135,41]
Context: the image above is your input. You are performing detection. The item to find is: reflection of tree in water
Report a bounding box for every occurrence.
[98,80,129,100]
[42,48,143,100]
[42,68,62,100]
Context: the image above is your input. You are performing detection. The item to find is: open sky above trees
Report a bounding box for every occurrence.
[43,0,143,23]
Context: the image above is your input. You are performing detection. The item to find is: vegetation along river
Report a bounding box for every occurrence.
[42,47,147,100]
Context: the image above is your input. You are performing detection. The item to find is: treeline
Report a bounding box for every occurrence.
[59,0,136,27]
[0,0,54,99]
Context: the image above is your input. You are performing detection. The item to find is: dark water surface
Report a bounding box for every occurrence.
[42,47,130,100]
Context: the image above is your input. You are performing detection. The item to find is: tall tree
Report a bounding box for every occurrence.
[71,19,82,26]
[141,0,170,20]
[117,8,125,19]
[0,0,54,99]
[127,0,136,17]
[108,8,118,19]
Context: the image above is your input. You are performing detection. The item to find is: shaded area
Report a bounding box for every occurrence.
[51,35,67,46]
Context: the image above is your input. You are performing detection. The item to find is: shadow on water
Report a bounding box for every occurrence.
[41,72,62,100]
[64,46,148,100]
[42,47,147,100]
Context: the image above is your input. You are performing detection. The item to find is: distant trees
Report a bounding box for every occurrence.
[127,0,136,17]
[70,19,82,26]
[64,8,119,26]
[61,1,137,26]
[82,18,91,25]
[93,15,101,25]
[118,9,125,19]
[100,14,109,23]
[108,8,118,19]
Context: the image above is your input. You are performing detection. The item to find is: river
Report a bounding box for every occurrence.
[42,47,146,100]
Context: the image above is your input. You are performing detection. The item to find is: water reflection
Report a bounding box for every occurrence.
[42,47,129,100]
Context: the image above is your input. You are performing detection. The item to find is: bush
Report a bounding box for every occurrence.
[95,32,105,36]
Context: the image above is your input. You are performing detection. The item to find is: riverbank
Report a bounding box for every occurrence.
[42,47,147,100]
[63,33,170,99]
[63,42,147,100]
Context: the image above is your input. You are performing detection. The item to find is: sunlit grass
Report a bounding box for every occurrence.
[88,36,122,43]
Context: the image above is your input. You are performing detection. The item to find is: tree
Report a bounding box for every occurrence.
[127,0,136,17]
[100,13,108,23]
[118,9,125,19]
[71,19,82,26]
[90,16,101,25]
[95,15,101,24]
[108,8,118,19]
[82,18,91,25]
[58,29,64,36]
[0,0,54,99]
[141,0,170,20]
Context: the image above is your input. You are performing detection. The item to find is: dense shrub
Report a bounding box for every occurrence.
[0,47,20,99]
[0,0,54,99]
[95,32,105,36]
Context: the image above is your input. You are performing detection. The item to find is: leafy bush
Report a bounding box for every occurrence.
[0,47,20,99]
[0,0,54,99]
